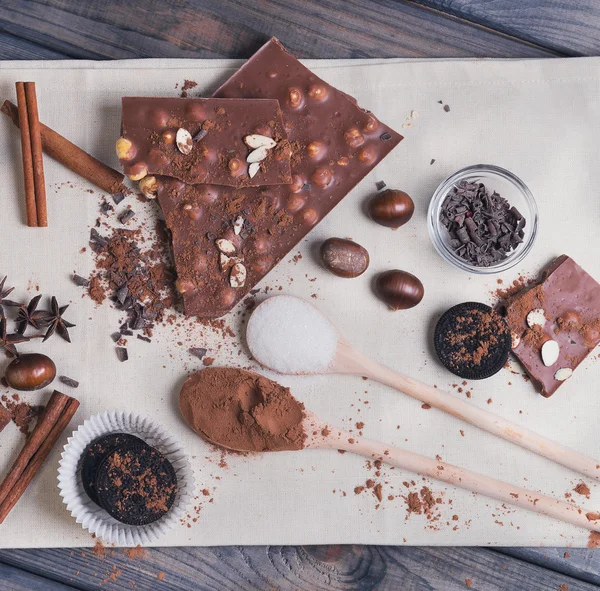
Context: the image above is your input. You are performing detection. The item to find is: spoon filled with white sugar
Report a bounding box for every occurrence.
[246,295,600,481]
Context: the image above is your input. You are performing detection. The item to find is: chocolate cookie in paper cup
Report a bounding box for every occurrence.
[58,410,193,545]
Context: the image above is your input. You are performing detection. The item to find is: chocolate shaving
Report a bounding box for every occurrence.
[59,376,79,388]
[380,132,392,141]
[189,347,207,360]
[119,209,135,225]
[440,180,526,267]
[115,347,128,362]
[72,274,89,287]
[137,335,151,343]
[112,192,125,205]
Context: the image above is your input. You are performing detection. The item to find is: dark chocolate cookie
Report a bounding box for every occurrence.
[96,444,178,526]
[434,302,511,380]
[81,433,148,506]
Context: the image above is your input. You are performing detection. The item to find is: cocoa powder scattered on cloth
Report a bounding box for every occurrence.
[0,403,11,432]
[179,367,306,452]
[574,482,591,498]
[0,395,42,435]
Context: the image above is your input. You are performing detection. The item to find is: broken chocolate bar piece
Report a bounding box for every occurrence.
[503,255,600,397]
[119,97,291,188]
[156,38,403,318]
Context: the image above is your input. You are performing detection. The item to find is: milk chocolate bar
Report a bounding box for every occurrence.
[504,255,600,397]
[119,97,291,188]
[158,38,403,318]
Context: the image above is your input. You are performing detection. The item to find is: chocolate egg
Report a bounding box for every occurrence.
[367,189,414,229]
[375,270,424,310]
[4,353,56,391]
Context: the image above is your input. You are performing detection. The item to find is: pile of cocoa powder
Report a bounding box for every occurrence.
[180,367,306,452]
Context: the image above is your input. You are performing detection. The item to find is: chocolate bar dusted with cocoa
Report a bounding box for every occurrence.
[503,255,600,397]
[118,97,291,188]
[157,38,402,318]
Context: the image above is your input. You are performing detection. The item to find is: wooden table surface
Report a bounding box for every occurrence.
[1,1,600,589]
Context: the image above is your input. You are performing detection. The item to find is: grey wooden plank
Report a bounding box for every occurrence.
[0,546,599,590]
[498,547,600,587]
[0,0,558,60]
[0,31,70,59]
[414,0,600,56]
[0,562,77,591]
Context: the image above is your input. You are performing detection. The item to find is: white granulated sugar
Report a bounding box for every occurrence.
[246,295,339,374]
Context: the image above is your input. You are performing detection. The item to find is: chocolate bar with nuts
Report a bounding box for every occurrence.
[118,97,291,189]
[503,255,600,397]
[155,38,402,318]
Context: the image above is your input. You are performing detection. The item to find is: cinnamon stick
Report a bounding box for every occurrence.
[24,82,48,227]
[0,393,79,524]
[0,390,69,506]
[15,83,37,227]
[1,99,126,196]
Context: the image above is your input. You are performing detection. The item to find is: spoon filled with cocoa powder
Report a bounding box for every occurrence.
[180,367,600,534]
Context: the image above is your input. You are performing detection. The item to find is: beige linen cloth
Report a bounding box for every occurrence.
[0,56,599,548]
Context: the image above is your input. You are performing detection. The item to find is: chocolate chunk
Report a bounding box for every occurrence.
[380,132,392,141]
[375,181,386,191]
[59,375,79,388]
[95,444,177,525]
[120,97,291,188]
[157,37,402,318]
[434,302,511,380]
[110,332,122,342]
[115,347,128,362]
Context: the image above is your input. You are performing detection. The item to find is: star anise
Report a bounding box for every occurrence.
[0,276,20,315]
[15,294,52,334]
[0,315,30,357]
[43,297,75,343]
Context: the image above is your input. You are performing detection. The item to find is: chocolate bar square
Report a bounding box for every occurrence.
[157,38,403,318]
[120,97,291,187]
[504,255,600,397]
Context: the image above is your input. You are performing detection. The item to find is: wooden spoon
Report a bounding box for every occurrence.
[201,406,600,534]
[246,295,600,481]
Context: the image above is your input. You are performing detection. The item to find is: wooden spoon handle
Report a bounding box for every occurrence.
[336,343,600,481]
[320,430,600,533]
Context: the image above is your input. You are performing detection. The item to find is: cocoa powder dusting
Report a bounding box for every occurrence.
[0,395,42,435]
[179,368,306,452]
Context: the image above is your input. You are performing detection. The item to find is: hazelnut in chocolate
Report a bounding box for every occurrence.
[156,37,403,318]
[119,97,291,188]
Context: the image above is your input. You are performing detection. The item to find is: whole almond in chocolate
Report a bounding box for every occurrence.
[367,189,414,229]
[320,238,369,278]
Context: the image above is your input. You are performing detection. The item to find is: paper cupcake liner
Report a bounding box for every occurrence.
[58,410,193,546]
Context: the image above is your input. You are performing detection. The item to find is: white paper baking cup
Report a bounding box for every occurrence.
[58,410,193,546]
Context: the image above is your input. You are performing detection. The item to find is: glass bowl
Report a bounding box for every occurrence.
[427,164,538,274]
